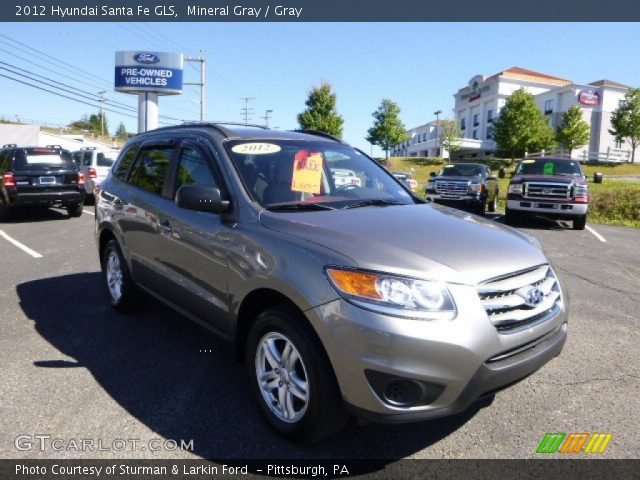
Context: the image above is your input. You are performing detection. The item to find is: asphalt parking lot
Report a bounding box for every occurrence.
[0,206,638,460]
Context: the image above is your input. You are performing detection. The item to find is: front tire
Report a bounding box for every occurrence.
[504,208,520,225]
[67,203,83,217]
[101,239,138,312]
[246,307,348,444]
[0,204,13,221]
[573,214,587,230]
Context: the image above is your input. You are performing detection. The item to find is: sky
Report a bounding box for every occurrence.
[1,22,639,155]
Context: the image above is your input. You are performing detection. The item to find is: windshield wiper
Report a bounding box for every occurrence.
[344,199,405,209]
[266,202,335,212]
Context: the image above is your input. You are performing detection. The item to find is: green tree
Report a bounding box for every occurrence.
[556,105,590,155]
[439,119,462,157]
[609,88,640,163]
[366,99,409,159]
[68,111,108,136]
[115,122,128,139]
[297,82,344,138]
[491,88,556,159]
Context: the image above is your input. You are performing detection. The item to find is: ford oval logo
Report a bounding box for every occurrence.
[523,287,544,307]
[133,53,160,64]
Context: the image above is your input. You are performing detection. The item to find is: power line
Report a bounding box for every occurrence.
[0,34,112,87]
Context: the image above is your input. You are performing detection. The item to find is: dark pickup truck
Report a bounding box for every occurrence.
[425,163,499,215]
[0,145,86,219]
[505,157,588,230]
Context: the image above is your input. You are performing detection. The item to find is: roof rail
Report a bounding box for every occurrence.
[134,122,267,140]
[3,143,17,148]
[79,146,97,150]
[292,130,345,144]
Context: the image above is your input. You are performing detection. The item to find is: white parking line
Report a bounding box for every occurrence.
[83,209,95,216]
[0,230,43,258]
[586,225,607,243]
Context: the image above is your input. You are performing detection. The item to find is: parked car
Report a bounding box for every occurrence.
[95,124,567,443]
[425,163,499,215]
[0,144,85,218]
[391,171,418,190]
[330,168,362,188]
[505,157,588,230]
[72,147,119,201]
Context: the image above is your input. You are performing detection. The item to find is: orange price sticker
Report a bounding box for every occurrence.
[291,150,323,194]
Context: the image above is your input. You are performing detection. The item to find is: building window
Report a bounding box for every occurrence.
[615,138,624,149]
[544,99,553,115]
[460,118,466,130]
[473,114,479,127]
[486,126,493,140]
[487,109,493,123]
[472,129,478,140]
[619,99,627,108]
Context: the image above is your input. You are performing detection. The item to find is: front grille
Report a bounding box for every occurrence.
[523,182,571,200]
[477,264,562,333]
[435,181,468,196]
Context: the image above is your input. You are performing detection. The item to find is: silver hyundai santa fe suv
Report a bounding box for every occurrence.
[95,123,568,444]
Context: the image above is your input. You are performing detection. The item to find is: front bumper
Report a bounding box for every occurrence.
[6,189,85,207]
[428,194,483,207]
[507,199,588,217]
[307,282,568,423]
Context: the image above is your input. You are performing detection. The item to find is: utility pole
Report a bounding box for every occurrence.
[240,97,255,125]
[184,53,206,121]
[98,90,107,136]
[260,109,273,128]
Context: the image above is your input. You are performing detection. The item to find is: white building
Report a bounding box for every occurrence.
[394,67,634,161]
[392,119,442,158]
[0,123,120,153]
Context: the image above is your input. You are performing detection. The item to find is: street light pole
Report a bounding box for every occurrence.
[433,109,442,156]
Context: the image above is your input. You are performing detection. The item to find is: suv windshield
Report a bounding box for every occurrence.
[439,164,484,176]
[516,158,583,176]
[226,140,414,209]
[14,148,75,171]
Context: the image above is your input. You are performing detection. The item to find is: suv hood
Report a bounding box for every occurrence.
[260,204,547,286]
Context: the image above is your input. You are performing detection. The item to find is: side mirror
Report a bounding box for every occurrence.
[429,171,436,178]
[488,175,498,181]
[498,168,506,178]
[176,185,230,214]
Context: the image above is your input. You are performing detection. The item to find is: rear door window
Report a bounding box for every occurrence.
[82,152,93,166]
[128,146,173,195]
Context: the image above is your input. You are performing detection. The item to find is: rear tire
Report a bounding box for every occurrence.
[67,203,83,217]
[573,214,587,230]
[246,306,348,444]
[101,239,138,312]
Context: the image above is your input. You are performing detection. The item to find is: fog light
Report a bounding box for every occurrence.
[365,369,445,408]
[383,379,423,406]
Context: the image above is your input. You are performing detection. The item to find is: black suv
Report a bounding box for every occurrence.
[0,144,85,219]
[425,163,499,215]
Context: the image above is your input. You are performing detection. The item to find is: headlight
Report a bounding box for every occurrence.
[468,182,484,194]
[508,184,522,194]
[325,268,456,320]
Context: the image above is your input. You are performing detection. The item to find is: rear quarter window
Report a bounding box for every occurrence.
[113,144,139,180]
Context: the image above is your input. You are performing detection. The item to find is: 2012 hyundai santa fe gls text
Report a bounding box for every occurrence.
[95,123,568,444]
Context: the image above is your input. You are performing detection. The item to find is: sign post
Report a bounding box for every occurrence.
[114,51,184,133]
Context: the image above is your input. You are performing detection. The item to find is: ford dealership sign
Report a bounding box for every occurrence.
[115,51,183,95]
